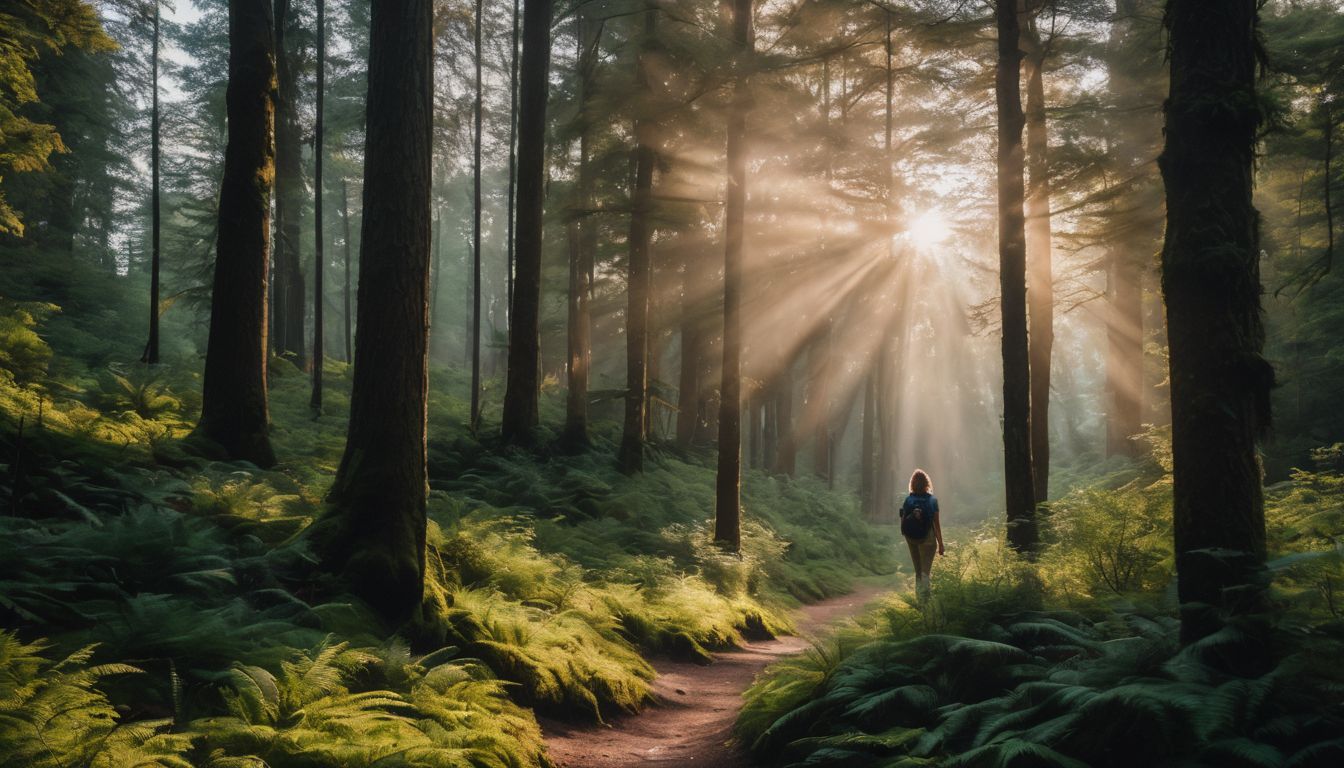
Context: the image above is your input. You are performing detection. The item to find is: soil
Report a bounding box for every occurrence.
[540,583,894,767]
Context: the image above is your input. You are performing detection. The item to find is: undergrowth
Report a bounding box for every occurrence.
[738,443,1344,768]
[1,292,895,766]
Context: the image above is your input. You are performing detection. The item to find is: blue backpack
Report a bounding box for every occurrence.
[900,494,935,539]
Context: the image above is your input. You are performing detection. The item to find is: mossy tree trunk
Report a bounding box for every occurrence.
[313,0,433,623]
[194,0,276,469]
[502,0,553,447]
[1159,0,1272,645]
[996,0,1038,553]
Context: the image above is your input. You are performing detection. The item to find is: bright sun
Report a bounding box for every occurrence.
[908,210,952,248]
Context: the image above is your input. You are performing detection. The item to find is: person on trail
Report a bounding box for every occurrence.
[899,469,944,596]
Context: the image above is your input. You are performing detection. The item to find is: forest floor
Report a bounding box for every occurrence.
[540,580,897,767]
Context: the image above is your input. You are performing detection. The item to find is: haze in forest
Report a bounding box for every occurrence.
[3,1,1344,766]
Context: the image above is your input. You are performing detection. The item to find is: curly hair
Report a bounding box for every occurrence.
[909,469,932,494]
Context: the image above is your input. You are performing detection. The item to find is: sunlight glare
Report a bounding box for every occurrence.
[908,210,952,248]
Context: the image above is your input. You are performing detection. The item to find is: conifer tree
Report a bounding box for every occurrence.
[1160,0,1272,644]
[311,0,434,621]
[193,0,277,468]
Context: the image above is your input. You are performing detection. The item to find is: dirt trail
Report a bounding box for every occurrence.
[540,583,893,767]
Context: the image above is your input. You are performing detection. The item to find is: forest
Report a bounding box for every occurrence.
[2,0,1344,766]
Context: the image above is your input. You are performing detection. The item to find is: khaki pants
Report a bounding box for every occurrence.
[905,535,937,594]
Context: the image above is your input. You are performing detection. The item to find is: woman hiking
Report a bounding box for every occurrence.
[899,468,945,597]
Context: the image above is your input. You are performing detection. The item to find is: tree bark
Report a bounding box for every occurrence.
[273,0,306,367]
[1022,9,1053,503]
[313,0,433,623]
[773,363,797,476]
[502,0,553,446]
[341,179,353,363]
[143,1,161,365]
[470,0,483,431]
[715,0,752,552]
[194,0,277,468]
[676,247,707,448]
[619,4,658,475]
[506,0,520,322]
[807,322,833,480]
[1159,0,1271,645]
[311,0,326,412]
[861,366,876,519]
[996,0,1038,553]
[563,13,599,449]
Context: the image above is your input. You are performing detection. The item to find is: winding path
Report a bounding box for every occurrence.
[540,583,893,767]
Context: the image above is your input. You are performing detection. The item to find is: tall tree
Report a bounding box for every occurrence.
[1022,2,1053,502]
[272,0,306,366]
[312,0,433,621]
[341,178,354,363]
[193,0,277,468]
[470,0,483,431]
[501,0,553,446]
[996,0,1038,552]
[143,0,162,365]
[1160,0,1272,644]
[311,0,326,412]
[619,3,658,475]
[563,13,600,449]
[506,0,520,321]
[715,0,753,552]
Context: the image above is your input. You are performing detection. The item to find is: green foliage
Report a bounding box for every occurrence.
[739,459,1344,768]
[741,597,1344,768]
[1,317,892,765]
[0,631,190,768]
[0,299,56,383]
[1040,483,1173,598]
[0,0,115,235]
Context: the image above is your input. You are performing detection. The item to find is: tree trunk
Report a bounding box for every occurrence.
[747,390,761,468]
[563,13,599,449]
[143,2,161,365]
[312,0,433,623]
[715,0,752,552]
[470,0,483,431]
[342,179,353,363]
[194,0,276,468]
[1159,0,1271,645]
[676,247,706,448]
[506,0,520,323]
[502,0,553,446]
[563,219,591,446]
[773,363,797,476]
[1022,11,1052,503]
[273,0,306,367]
[619,4,657,475]
[861,366,876,519]
[807,322,832,480]
[874,341,892,520]
[311,0,326,412]
[996,0,1038,553]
